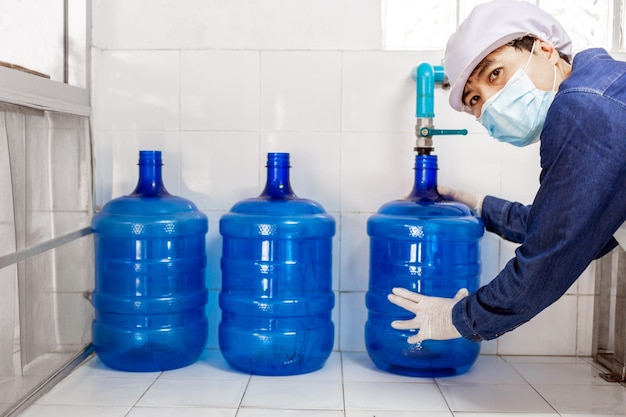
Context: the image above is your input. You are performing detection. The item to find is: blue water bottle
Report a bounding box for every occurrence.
[219,152,335,375]
[91,150,208,372]
[365,154,483,377]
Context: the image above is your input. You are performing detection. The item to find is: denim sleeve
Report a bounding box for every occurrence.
[480,196,530,243]
[452,91,626,342]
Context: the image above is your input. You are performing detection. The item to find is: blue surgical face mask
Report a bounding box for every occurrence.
[478,43,557,147]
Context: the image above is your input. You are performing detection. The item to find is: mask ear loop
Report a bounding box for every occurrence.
[523,40,537,72]
[524,40,557,91]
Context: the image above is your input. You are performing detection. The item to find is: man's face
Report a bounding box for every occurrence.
[462,41,559,118]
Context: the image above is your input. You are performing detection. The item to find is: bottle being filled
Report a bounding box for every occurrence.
[365,152,484,377]
[91,150,209,372]
[219,152,335,375]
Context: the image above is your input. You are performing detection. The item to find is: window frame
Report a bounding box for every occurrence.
[0,67,90,116]
[0,0,90,117]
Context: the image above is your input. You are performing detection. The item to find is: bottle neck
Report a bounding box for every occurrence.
[131,150,169,197]
[260,153,296,199]
[408,154,440,201]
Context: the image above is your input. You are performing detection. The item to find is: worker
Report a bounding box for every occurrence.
[388,0,626,343]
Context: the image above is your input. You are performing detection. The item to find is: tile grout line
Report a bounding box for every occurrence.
[433,376,455,416]
[500,356,562,416]
[340,351,347,417]
[233,373,253,416]
[123,370,164,416]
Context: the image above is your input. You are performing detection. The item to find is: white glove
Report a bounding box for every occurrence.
[387,287,468,343]
[438,186,485,216]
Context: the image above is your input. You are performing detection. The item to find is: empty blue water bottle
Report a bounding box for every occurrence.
[365,154,483,377]
[91,150,208,372]
[219,152,335,375]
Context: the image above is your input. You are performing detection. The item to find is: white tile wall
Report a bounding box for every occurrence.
[261,51,342,132]
[92,0,382,50]
[181,51,260,131]
[90,0,596,356]
[95,51,180,131]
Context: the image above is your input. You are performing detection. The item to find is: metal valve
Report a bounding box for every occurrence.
[411,62,468,155]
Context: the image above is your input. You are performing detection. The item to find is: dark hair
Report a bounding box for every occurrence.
[508,35,571,64]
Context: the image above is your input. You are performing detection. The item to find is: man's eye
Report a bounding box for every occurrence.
[489,68,501,82]
[468,95,479,106]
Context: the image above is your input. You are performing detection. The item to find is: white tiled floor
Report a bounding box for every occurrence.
[15,351,626,417]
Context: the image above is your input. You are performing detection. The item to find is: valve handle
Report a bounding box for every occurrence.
[419,127,468,137]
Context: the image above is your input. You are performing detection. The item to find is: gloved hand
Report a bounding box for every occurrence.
[387,287,468,343]
[438,186,485,216]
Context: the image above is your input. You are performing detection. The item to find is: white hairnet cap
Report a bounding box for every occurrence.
[444,0,572,113]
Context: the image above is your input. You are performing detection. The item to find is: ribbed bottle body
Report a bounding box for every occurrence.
[365,154,484,377]
[91,151,208,372]
[218,153,335,375]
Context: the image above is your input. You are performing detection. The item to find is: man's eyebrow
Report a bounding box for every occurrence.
[462,58,494,104]
[474,58,494,80]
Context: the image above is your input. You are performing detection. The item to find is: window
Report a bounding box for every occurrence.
[0,0,87,87]
[383,0,625,52]
[0,0,89,116]
[0,2,91,414]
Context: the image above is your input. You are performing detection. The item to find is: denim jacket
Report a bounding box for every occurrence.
[452,48,626,342]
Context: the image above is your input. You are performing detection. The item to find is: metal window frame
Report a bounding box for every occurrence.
[613,0,625,51]
[0,2,93,416]
[592,246,626,386]
[0,66,90,116]
[0,0,91,117]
